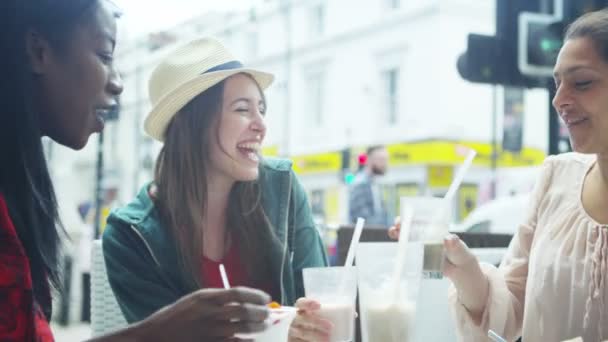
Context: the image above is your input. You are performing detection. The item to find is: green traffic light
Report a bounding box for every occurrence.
[540,38,561,52]
[344,173,355,184]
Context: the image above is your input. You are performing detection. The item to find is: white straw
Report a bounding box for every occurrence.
[444,148,477,202]
[337,218,365,295]
[488,330,507,342]
[392,202,413,299]
[219,264,230,289]
[430,148,477,233]
[344,217,365,267]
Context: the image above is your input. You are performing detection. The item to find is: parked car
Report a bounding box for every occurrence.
[451,193,531,235]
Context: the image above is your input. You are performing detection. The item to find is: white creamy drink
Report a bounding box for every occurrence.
[359,283,417,342]
[361,298,416,342]
[356,242,423,342]
[318,302,356,342]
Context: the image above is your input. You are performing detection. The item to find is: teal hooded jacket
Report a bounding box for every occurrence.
[102,158,328,323]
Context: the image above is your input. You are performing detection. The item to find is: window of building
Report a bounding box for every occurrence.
[381,67,400,125]
[146,31,177,52]
[248,30,258,59]
[308,3,325,37]
[386,0,400,9]
[305,70,326,127]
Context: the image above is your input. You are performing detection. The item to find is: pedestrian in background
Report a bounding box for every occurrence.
[348,145,392,226]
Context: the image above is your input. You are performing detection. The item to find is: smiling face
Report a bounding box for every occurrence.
[208,73,267,184]
[552,37,608,155]
[28,0,123,150]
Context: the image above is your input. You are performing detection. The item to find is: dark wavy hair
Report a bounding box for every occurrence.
[0,0,108,319]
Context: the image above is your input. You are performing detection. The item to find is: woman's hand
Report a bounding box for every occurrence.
[443,234,489,320]
[288,298,333,342]
[387,215,401,240]
[126,287,271,342]
[388,216,488,319]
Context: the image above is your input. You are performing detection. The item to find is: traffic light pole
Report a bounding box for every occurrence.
[93,131,104,239]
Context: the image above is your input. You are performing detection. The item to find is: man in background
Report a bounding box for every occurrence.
[348,145,392,226]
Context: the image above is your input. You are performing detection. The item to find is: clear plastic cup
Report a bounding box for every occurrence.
[357,242,423,342]
[303,266,357,342]
[234,306,297,342]
[400,196,450,277]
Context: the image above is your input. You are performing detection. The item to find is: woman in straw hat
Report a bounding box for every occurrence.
[1,1,278,341]
[390,9,608,342]
[102,37,332,341]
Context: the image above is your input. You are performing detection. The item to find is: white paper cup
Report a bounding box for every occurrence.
[234,306,297,342]
[303,266,358,342]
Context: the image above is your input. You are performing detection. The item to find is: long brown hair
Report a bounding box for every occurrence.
[154,75,278,296]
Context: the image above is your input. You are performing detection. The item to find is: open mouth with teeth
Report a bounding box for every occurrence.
[96,108,109,124]
[95,105,117,124]
[236,141,261,162]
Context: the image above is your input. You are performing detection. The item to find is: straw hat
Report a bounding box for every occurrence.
[144,37,275,141]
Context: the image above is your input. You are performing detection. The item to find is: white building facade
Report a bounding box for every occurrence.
[47,0,557,323]
[50,0,552,233]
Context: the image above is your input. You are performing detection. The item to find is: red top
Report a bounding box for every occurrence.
[0,194,54,342]
[202,241,274,296]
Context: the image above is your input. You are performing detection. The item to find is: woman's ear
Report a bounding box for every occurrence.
[25,29,53,75]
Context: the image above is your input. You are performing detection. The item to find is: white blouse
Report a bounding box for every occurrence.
[450,153,608,342]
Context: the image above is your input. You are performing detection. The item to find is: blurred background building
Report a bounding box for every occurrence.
[48,0,598,332]
[49,0,549,231]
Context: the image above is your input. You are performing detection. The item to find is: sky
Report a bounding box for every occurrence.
[112,0,257,39]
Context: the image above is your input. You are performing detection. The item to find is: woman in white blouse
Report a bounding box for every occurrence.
[390,8,608,342]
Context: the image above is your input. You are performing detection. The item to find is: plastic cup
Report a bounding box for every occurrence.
[234,306,297,342]
[303,266,357,342]
[400,196,450,277]
[357,242,423,342]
